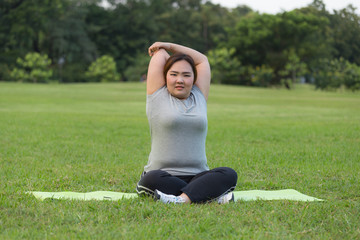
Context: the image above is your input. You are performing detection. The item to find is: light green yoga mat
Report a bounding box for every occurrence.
[30,191,138,201]
[28,189,323,202]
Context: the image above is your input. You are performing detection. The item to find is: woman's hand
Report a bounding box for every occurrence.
[148,42,171,56]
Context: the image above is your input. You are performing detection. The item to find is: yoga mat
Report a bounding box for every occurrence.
[29,191,138,201]
[233,189,323,202]
[28,189,323,202]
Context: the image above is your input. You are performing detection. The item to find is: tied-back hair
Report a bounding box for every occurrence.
[163,53,197,83]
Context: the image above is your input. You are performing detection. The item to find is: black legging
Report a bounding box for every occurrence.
[136,167,238,203]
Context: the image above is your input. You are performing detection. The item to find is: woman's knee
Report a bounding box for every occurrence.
[226,167,238,185]
[213,167,238,186]
[138,170,169,188]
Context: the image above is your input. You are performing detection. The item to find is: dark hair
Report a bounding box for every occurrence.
[163,53,197,83]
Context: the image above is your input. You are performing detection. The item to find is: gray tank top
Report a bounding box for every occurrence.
[144,85,209,175]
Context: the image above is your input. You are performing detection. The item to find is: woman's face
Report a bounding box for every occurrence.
[166,60,195,100]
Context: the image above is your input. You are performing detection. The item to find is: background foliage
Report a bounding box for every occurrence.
[1,0,360,89]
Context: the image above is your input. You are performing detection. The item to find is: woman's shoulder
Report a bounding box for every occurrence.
[192,85,207,102]
[147,85,168,101]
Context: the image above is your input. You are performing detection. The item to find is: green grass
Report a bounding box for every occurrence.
[0,82,359,239]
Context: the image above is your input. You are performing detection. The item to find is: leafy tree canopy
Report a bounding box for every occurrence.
[1,0,359,90]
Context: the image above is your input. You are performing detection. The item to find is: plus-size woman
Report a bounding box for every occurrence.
[136,42,237,204]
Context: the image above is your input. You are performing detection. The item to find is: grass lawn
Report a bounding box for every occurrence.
[0,82,359,239]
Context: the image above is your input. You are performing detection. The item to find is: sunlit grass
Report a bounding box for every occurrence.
[1,82,359,239]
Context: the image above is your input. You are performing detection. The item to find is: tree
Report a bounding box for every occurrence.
[123,53,149,82]
[155,0,204,51]
[86,0,160,75]
[45,0,97,64]
[330,5,360,65]
[226,10,331,85]
[199,2,246,52]
[308,0,326,12]
[0,0,98,82]
[313,58,348,90]
[1,0,359,88]
[279,49,307,89]
[207,48,242,84]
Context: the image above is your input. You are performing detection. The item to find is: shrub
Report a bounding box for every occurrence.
[85,55,120,82]
[249,65,274,87]
[10,53,53,83]
[313,58,360,91]
[343,63,360,91]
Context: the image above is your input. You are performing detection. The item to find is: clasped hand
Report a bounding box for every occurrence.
[148,42,171,56]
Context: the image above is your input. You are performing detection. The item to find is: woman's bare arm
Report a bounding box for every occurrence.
[146,48,170,95]
[148,42,211,100]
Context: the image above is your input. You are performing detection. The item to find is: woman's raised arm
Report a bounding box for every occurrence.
[146,48,170,95]
[148,42,211,100]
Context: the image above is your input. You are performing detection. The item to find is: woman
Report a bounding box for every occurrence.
[136,42,237,204]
